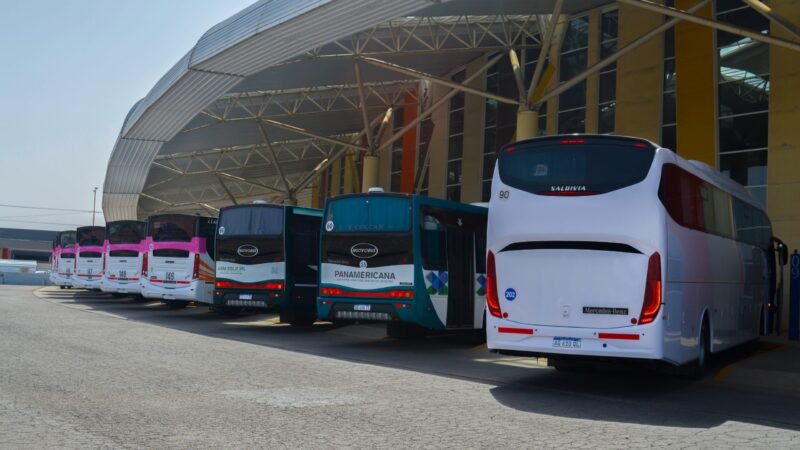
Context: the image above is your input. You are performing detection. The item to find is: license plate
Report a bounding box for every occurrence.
[354,304,371,311]
[239,294,253,300]
[552,337,582,349]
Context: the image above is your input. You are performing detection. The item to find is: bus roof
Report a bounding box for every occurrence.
[219,203,322,218]
[326,192,488,215]
[146,213,215,222]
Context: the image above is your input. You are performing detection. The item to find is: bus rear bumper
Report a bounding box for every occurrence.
[100,278,142,295]
[73,277,102,289]
[140,280,212,304]
[486,318,663,361]
[50,274,74,287]
[318,298,418,324]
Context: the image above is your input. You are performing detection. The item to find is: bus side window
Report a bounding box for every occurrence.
[421,214,447,271]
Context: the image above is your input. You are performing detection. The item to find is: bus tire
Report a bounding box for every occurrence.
[386,322,425,340]
[683,317,710,379]
[59,286,66,290]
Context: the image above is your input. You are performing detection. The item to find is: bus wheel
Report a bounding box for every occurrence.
[59,286,66,290]
[683,318,710,379]
[386,322,425,340]
[165,300,189,309]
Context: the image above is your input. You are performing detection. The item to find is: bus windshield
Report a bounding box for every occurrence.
[77,228,104,246]
[59,232,76,248]
[218,206,283,237]
[498,138,656,195]
[108,222,146,244]
[149,216,195,242]
[325,196,411,233]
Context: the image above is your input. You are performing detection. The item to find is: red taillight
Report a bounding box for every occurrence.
[639,252,662,325]
[634,142,648,148]
[141,252,148,277]
[193,254,200,280]
[560,139,585,145]
[486,250,502,318]
[102,253,106,274]
[319,288,413,299]
[215,280,284,290]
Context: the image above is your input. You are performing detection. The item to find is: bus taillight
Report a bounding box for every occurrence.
[486,250,502,318]
[192,254,200,280]
[141,252,148,277]
[639,252,662,325]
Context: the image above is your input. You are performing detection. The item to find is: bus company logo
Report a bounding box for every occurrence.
[550,185,587,192]
[237,244,259,258]
[350,243,378,259]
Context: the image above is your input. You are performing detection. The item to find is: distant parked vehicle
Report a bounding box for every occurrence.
[139,214,216,308]
[49,230,76,289]
[213,202,322,325]
[100,220,146,295]
[73,226,105,290]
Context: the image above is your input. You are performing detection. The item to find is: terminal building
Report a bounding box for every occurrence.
[102,0,800,328]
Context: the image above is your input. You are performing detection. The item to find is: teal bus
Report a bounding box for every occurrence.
[317,192,488,338]
[213,202,322,326]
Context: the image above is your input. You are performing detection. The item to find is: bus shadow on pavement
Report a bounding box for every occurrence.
[489,343,800,431]
[39,288,800,431]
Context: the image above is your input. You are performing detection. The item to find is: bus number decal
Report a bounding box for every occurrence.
[498,190,510,200]
[166,272,175,281]
[504,288,517,301]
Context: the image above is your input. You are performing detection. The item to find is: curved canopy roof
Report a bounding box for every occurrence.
[102,0,615,221]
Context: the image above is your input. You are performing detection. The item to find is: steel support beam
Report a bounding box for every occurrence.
[537,0,711,107]
[260,119,368,153]
[742,0,800,39]
[377,52,507,153]
[528,0,563,104]
[216,172,285,194]
[359,56,520,106]
[618,0,800,53]
[353,61,376,151]
[258,123,293,195]
[216,176,239,205]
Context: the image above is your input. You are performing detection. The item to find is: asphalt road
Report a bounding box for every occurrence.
[0,285,798,449]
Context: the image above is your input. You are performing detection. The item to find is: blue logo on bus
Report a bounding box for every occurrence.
[504,288,517,301]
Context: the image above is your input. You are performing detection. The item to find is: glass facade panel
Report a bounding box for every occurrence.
[558,15,590,134]
[446,70,466,200]
[558,109,586,134]
[598,9,618,134]
[716,0,769,204]
[661,7,676,151]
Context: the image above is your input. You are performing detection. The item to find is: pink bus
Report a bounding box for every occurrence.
[100,220,146,295]
[139,214,216,308]
[49,230,76,289]
[73,226,105,290]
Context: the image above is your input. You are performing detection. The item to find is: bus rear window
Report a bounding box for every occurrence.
[59,232,76,248]
[108,222,145,244]
[150,217,194,242]
[218,206,283,237]
[77,228,105,246]
[498,138,656,195]
[325,196,411,233]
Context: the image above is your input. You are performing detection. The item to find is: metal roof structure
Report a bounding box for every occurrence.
[102,0,800,221]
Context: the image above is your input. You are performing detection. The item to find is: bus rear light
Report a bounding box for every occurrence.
[486,250,502,318]
[634,142,648,148]
[498,327,533,335]
[560,139,585,145]
[639,252,662,325]
[320,288,413,299]
[141,252,148,277]
[192,254,200,280]
[598,333,640,340]
[215,280,284,290]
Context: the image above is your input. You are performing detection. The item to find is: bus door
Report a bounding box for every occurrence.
[446,223,474,329]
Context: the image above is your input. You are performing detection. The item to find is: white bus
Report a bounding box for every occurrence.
[73,226,105,290]
[139,214,216,308]
[100,220,146,295]
[486,135,776,375]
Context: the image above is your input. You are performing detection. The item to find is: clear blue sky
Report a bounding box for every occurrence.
[0,0,255,230]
